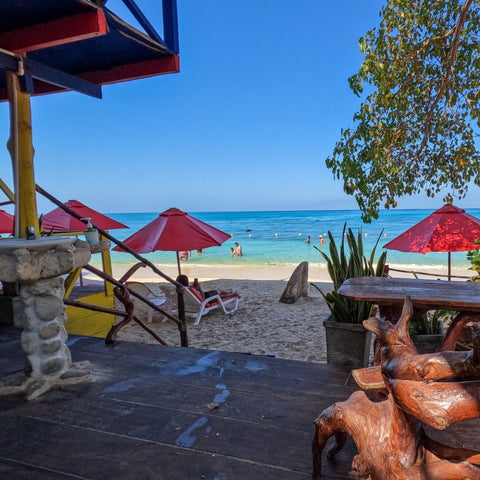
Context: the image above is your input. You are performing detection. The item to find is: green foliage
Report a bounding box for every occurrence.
[326,1,480,222]
[410,309,455,336]
[311,224,387,323]
[466,238,480,281]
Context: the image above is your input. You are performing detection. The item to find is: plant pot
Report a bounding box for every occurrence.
[323,317,372,371]
[412,334,444,354]
[84,229,99,246]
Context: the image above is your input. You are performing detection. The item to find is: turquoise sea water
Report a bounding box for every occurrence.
[95,209,480,272]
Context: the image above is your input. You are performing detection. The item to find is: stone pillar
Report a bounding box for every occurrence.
[0,238,96,400]
[19,277,84,399]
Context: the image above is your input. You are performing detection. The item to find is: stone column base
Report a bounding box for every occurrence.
[0,360,91,400]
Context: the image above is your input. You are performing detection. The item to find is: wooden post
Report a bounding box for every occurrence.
[100,232,114,297]
[6,71,39,238]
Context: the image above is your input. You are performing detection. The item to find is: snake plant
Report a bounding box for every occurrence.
[312,223,387,324]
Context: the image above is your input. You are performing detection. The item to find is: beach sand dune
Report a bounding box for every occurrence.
[117,279,334,364]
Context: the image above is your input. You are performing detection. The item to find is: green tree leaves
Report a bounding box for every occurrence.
[327,0,480,222]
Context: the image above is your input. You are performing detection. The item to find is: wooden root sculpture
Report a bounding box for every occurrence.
[312,295,480,479]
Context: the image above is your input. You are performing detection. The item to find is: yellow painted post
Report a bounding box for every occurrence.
[0,178,14,203]
[6,71,39,237]
[100,233,114,297]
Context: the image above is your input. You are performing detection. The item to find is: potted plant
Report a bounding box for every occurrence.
[312,223,387,370]
[410,309,456,353]
[82,217,99,246]
[467,238,480,281]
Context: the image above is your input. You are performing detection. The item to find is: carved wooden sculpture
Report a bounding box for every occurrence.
[313,296,480,479]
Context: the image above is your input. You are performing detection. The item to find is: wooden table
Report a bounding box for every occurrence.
[313,276,480,479]
[338,276,480,314]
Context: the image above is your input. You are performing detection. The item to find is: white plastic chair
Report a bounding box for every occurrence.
[159,284,240,325]
[125,281,171,323]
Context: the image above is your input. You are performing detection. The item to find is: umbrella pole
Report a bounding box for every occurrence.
[173,253,188,347]
[176,251,181,275]
[448,251,451,281]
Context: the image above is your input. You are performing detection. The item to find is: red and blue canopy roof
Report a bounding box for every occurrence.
[0,0,179,101]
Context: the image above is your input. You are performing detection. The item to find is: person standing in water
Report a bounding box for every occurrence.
[235,242,242,256]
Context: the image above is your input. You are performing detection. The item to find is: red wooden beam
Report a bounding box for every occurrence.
[0,55,180,101]
[80,55,180,85]
[0,55,180,100]
[0,10,108,54]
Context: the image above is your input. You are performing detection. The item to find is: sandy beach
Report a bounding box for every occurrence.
[118,277,334,363]
[96,262,474,364]
[103,263,335,362]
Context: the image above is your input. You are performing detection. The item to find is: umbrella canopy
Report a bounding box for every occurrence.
[41,200,128,232]
[114,207,231,273]
[383,204,480,280]
[0,209,14,234]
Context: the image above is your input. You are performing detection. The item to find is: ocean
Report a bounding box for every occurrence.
[88,209,480,274]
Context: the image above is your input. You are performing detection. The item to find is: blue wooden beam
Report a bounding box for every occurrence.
[24,58,102,98]
[0,49,101,98]
[162,0,179,54]
[0,50,18,71]
[121,0,167,49]
[19,71,34,95]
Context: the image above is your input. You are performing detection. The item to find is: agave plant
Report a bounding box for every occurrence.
[312,223,387,324]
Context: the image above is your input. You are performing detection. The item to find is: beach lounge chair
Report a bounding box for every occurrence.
[159,284,240,326]
[125,281,171,323]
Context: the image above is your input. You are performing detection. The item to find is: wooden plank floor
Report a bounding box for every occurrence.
[0,326,359,480]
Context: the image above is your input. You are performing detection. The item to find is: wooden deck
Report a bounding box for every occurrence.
[0,326,359,479]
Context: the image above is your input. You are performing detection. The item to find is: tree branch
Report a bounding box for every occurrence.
[416,0,474,157]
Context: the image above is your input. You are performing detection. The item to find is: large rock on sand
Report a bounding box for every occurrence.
[279,261,309,304]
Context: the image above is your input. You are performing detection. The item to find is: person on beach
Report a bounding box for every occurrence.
[319,235,326,245]
[177,275,237,300]
[230,247,236,256]
[193,277,238,300]
[235,242,242,256]
[306,236,311,244]
[179,250,189,260]
[176,274,189,287]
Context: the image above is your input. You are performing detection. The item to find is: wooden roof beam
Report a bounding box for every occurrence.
[162,0,179,54]
[77,54,180,85]
[119,0,179,54]
[24,58,102,98]
[121,0,165,48]
[0,55,178,101]
[0,49,102,99]
[0,10,108,54]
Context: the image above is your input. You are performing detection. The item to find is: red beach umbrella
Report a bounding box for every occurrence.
[0,209,14,234]
[383,204,480,280]
[41,200,128,232]
[114,207,231,273]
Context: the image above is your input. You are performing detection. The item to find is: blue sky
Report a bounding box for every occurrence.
[1,0,479,216]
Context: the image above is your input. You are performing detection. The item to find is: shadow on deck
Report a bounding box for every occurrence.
[0,326,358,479]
